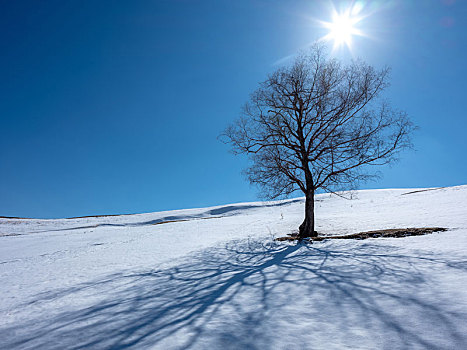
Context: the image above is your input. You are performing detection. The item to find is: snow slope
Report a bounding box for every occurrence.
[1,186,466,349]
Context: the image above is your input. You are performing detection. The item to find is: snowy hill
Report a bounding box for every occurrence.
[1,186,466,349]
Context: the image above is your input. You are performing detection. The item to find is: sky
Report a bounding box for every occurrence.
[1,0,466,218]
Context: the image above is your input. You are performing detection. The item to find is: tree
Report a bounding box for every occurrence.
[222,46,414,239]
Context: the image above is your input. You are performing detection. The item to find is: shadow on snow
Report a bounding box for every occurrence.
[26,199,305,234]
[1,239,466,349]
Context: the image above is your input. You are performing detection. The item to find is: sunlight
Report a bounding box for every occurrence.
[320,6,364,50]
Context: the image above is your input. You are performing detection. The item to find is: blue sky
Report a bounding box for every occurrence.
[1,0,466,218]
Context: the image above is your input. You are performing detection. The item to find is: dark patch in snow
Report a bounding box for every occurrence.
[401,187,447,195]
[276,227,448,242]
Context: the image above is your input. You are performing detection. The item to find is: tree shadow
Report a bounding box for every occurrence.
[1,239,466,349]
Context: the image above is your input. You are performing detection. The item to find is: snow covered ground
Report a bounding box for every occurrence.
[1,186,466,349]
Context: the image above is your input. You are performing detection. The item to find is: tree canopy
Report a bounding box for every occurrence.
[223,46,414,238]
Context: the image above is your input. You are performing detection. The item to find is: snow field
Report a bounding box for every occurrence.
[0,186,466,349]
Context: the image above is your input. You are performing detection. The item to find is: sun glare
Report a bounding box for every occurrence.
[320,7,364,50]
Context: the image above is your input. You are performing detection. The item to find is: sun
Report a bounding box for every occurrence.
[320,7,364,50]
[327,12,358,46]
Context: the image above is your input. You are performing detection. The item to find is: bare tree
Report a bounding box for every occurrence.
[222,46,414,239]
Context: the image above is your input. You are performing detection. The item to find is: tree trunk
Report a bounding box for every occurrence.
[299,189,316,238]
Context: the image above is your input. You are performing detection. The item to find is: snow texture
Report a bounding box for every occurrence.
[1,186,466,349]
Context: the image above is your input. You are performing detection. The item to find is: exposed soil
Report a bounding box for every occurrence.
[275,227,448,242]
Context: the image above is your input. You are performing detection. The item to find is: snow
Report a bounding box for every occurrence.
[1,186,466,349]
